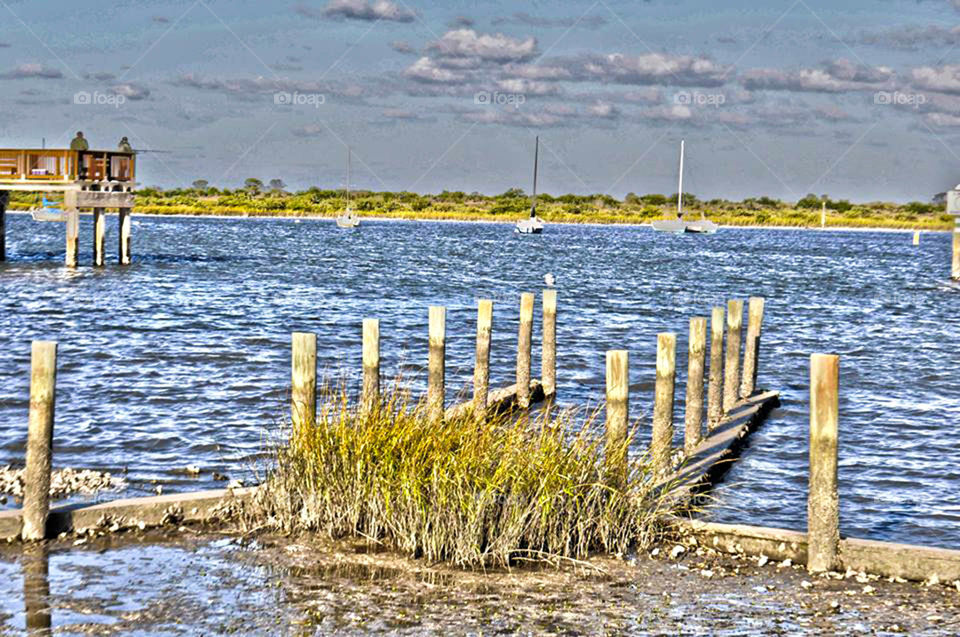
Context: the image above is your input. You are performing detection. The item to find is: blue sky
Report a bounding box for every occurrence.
[1,0,959,201]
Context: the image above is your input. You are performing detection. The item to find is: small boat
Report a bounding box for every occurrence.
[29,197,66,222]
[651,140,718,234]
[336,147,360,229]
[516,136,545,234]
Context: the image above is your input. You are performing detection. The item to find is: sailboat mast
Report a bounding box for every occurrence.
[677,139,684,218]
[531,136,539,218]
[346,147,352,212]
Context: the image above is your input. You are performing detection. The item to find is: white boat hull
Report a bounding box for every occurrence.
[31,209,66,222]
[516,217,544,234]
[336,214,360,228]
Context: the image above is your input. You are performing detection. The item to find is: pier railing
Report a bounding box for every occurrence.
[0,148,136,185]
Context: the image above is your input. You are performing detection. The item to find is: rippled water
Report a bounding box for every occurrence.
[1,213,958,547]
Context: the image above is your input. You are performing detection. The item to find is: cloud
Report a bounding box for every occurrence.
[390,40,416,54]
[911,64,960,94]
[427,29,538,64]
[293,124,326,137]
[381,108,435,122]
[586,100,619,118]
[925,112,960,126]
[449,16,474,27]
[404,57,467,84]
[112,83,151,100]
[492,12,607,29]
[742,59,894,92]
[318,0,415,23]
[859,24,960,50]
[84,71,116,81]
[173,73,376,100]
[152,16,170,24]
[570,52,732,87]
[0,63,63,79]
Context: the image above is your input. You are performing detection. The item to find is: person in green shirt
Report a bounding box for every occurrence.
[69,131,89,151]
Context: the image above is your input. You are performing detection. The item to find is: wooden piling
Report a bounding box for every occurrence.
[0,190,7,262]
[707,305,725,427]
[605,350,629,485]
[684,318,707,455]
[542,289,557,400]
[953,224,960,281]
[808,353,840,573]
[22,341,57,541]
[722,300,744,413]
[290,332,317,428]
[93,208,106,267]
[428,306,446,421]
[652,332,677,477]
[740,297,766,399]
[516,292,534,409]
[361,319,379,411]
[65,209,79,268]
[913,230,920,246]
[473,299,493,414]
[119,208,132,265]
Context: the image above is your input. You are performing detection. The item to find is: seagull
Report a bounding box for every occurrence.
[544,273,555,287]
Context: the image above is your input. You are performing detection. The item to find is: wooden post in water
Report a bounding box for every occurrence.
[290,332,317,428]
[516,292,534,408]
[473,299,493,415]
[722,300,744,413]
[652,333,677,477]
[93,208,106,267]
[428,306,446,421]
[64,209,79,268]
[542,289,557,401]
[361,319,380,411]
[0,190,7,262]
[119,208,132,265]
[913,230,920,246]
[707,305,725,427]
[22,341,57,541]
[605,350,629,485]
[808,353,840,573]
[740,297,766,399]
[684,318,707,455]
[953,223,960,281]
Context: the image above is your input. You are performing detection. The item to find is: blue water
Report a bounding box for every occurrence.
[1,213,958,547]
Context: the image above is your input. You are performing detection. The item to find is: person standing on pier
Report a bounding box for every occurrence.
[117,136,133,152]
[69,131,89,151]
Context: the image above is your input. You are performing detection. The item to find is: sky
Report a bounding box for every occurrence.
[1,0,960,202]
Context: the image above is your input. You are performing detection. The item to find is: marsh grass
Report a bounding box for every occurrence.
[249,387,676,568]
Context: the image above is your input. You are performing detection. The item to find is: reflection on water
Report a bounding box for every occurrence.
[22,543,50,635]
[0,215,958,547]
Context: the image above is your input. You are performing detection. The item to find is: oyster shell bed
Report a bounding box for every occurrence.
[0,465,127,499]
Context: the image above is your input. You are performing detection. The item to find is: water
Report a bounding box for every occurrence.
[1,213,958,547]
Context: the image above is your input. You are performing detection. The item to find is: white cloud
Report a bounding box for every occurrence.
[0,63,63,79]
[321,0,415,23]
[911,64,960,94]
[427,29,538,64]
[404,57,466,84]
[742,59,894,93]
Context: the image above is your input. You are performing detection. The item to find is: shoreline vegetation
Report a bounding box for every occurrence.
[7,185,952,230]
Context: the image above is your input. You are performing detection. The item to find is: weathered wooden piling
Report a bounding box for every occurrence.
[65,210,79,268]
[428,306,446,421]
[0,190,7,261]
[722,300,744,412]
[684,318,707,455]
[707,305,725,427]
[605,350,629,485]
[740,297,766,399]
[953,226,960,281]
[473,299,493,414]
[290,332,317,428]
[652,332,677,477]
[542,289,557,400]
[808,353,840,573]
[516,292,534,409]
[361,319,379,411]
[22,341,57,541]
[93,208,107,267]
[119,208,132,265]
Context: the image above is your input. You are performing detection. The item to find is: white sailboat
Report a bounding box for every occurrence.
[516,136,545,234]
[651,140,718,234]
[336,147,360,229]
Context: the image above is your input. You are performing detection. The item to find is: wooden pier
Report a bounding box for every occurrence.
[0,148,137,267]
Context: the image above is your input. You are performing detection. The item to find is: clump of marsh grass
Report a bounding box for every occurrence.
[250,387,677,568]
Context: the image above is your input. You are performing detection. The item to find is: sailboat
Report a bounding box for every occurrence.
[651,140,718,234]
[516,136,545,234]
[29,196,66,222]
[336,147,360,229]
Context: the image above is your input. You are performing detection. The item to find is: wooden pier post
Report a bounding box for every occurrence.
[473,299,493,415]
[361,319,379,412]
[953,223,960,281]
[0,190,7,262]
[707,305,725,427]
[808,353,840,573]
[913,230,920,246]
[516,292,534,409]
[22,341,57,541]
[93,208,106,267]
[542,289,557,401]
[291,332,317,428]
[652,332,677,477]
[684,318,707,455]
[740,297,766,399]
[428,306,446,421]
[605,350,629,485]
[722,300,744,413]
[65,209,79,268]
[119,208,132,265]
